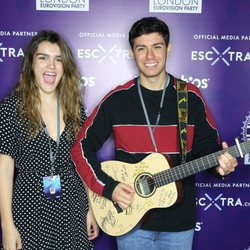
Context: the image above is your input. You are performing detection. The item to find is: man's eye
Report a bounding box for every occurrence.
[137,47,144,51]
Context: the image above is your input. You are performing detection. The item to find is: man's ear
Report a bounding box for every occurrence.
[167,43,171,56]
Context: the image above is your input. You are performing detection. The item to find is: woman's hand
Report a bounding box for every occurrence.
[2,224,22,250]
[86,207,99,240]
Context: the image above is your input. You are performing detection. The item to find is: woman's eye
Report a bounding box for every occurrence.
[38,56,46,60]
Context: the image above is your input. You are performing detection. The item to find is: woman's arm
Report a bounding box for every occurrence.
[82,182,99,240]
[0,153,22,250]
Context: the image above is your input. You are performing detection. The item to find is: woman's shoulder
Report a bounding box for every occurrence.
[0,94,19,115]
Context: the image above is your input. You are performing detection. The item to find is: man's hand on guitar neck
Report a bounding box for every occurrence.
[216,141,238,177]
[112,183,135,210]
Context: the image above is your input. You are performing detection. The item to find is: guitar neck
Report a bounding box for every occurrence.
[154,140,250,187]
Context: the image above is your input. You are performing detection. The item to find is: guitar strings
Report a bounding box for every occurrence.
[136,143,248,189]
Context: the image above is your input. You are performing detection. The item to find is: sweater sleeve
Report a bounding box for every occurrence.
[71,98,119,201]
[188,85,221,159]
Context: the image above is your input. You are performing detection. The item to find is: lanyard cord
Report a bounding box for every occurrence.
[43,95,60,169]
[137,75,170,152]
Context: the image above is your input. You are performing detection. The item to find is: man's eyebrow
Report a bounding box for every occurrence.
[134,44,146,48]
[135,42,164,48]
[153,42,164,46]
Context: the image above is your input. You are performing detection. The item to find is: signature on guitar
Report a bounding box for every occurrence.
[88,139,249,236]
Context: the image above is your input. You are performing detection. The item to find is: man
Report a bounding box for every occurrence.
[71,17,238,249]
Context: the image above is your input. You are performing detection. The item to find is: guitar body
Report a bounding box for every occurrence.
[88,153,180,236]
[88,139,250,236]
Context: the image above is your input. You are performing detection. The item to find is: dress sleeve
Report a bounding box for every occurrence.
[0,97,17,158]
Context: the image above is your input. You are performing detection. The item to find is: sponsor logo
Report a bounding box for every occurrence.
[36,0,89,11]
[195,221,203,231]
[0,43,24,63]
[149,0,202,14]
[78,44,132,64]
[191,46,250,66]
[80,76,96,87]
[181,74,209,89]
[241,112,250,165]
[196,193,250,211]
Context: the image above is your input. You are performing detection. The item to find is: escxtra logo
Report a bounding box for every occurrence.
[196,193,250,211]
[0,42,24,63]
[203,193,223,211]
[191,46,250,66]
[210,46,231,66]
[78,44,132,64]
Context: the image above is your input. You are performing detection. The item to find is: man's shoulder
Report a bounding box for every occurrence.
[103,78,136,100]
[111,78,136,93]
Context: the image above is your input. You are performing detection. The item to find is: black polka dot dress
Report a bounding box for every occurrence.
[0,95,94,250]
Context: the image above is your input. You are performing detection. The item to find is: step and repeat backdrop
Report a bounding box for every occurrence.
[0,1,250,249]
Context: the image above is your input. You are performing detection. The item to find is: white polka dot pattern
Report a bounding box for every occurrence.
[0,95,93,249]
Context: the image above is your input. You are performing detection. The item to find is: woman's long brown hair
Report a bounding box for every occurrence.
[13,30,83,139]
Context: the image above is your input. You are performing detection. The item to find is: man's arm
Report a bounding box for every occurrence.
[71,99,120,200]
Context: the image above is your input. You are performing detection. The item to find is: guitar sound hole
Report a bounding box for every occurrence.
[135,173,155,197]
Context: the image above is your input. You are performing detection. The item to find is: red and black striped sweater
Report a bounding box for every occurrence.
[71,74,221,232]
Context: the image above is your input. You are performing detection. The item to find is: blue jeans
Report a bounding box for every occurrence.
[116,226,194,250]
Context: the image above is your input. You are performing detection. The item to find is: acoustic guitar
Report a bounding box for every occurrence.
[88,139,249,236]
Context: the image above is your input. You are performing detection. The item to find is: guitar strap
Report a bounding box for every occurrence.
[177,79,188,164]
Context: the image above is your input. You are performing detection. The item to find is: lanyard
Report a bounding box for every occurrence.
[43,95,60,172]
[137,75,170,152]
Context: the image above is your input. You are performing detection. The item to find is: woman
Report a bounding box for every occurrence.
[0,30,98,249]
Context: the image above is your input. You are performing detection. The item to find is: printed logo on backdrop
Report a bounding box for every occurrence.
[195,221,203,232]
[241,112,250,165]
[243,245,250,250]
[36,0,89,11]
[196,192,250,211]
[191,33,250,66]
[149,0,202,14]
[0,43,24,63]
[181,74,209,89]
[78,45,132,64]
[80,76,96,87]
[0,31,37,62]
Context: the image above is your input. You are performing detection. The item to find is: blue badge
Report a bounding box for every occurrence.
[43,175,62,199]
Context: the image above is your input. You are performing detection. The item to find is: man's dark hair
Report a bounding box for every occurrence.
[129,17,170,48]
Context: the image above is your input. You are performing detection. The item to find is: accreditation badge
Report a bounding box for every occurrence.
[43,175,62,199]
